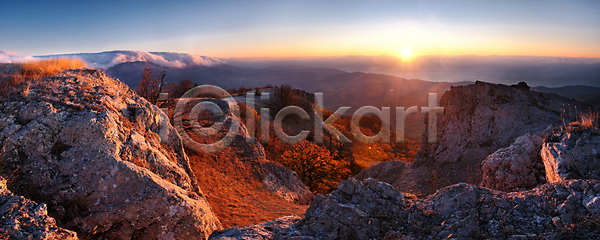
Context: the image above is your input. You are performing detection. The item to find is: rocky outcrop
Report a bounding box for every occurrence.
[0,177,77,239]
[260,162,314,204]
[481,130,551,192]
[0,68,221,239]
[297,178,406,239]
[411,81,591,192]
[541,125,600,183]
[212,178,600,239]
[416,81,590,165]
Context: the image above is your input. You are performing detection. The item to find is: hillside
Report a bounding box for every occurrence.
[108,62,464,138]
[158,97,313,228]
[0,63,313,238]
[298,72,466,137]
[211,81,600,239]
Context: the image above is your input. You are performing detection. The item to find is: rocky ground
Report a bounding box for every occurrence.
[212,178,600,239]
[3,66,600,239]
[211,82,600,239]
[1,65,314,239]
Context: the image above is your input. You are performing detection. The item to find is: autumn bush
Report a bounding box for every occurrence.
[279,140,350,193]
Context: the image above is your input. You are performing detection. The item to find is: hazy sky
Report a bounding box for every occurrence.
[1,0,599,58]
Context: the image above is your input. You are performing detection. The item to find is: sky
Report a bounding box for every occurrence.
[1,0,599,58]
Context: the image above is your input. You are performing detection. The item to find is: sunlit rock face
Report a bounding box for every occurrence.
[542,125,600,183]
[0,67,221,239]
[413,81,591,190]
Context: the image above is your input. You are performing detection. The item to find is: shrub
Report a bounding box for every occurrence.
[21,58,86,77]
[279,140,349,193]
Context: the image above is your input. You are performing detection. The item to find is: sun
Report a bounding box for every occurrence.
[402,47,411,58]
[399,47,414,61]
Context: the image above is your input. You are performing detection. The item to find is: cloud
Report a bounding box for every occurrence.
[0,50,37,63]
[36,50,224,69]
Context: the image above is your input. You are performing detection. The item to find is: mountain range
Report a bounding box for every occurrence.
[3,50,600,113]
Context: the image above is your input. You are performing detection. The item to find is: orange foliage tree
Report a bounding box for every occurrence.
[279,140,349,193]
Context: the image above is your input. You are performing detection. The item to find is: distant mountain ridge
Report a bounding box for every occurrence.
[36,50,224,69]
[104,60,346,90]
[533,85,600,109]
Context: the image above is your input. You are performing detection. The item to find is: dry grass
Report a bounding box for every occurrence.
[188,150,308,228]
[21,58,86,77]
[568,112,599,130]
[22,82,31,98]
[1,58,86,98]
[579,112,598,129]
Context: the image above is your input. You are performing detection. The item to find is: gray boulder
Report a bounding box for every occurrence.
[481,131,550,192]
[0,69,221,239]
[297,178,405,239]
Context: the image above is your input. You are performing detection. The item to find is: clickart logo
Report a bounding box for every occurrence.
[163,85,443,154]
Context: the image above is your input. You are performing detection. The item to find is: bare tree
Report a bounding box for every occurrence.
[137,65,165,104]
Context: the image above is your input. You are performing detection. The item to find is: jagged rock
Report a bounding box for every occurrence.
[411,81,591,193]
[296,178,406,239]
[260,162,314,204]
[541,126,600,183]
[0,68,221,239]
[481,130,551,192]
[213,178,600,239]
[0,177,77,240]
